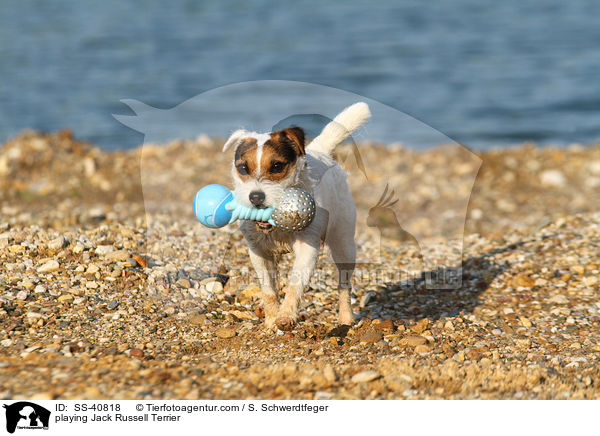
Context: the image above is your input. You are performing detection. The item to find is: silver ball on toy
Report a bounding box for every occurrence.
[270,187,316,231]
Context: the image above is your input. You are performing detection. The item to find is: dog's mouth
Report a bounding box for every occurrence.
[256,221,273,232]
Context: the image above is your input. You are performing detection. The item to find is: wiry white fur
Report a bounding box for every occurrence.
[222,129,249,152]
[306,102,371,157]
[222,102,370,331]
[232,176,287,208]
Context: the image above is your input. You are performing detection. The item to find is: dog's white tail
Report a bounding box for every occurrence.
[306,102,371,156]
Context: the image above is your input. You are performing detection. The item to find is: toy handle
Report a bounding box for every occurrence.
[225,199,275,225]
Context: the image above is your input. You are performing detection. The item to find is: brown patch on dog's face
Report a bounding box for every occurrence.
[234,138,258,180]
[260,127,305,182]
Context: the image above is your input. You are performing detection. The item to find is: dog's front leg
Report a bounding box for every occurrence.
[248,247,279,329]
[275,237,320,331]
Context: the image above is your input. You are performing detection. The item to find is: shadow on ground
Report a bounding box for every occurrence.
[324,240,547,339]
[361,240,546,323]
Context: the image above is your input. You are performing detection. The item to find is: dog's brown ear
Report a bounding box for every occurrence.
[281,127,305,155]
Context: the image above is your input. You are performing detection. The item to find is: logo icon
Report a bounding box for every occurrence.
[3,402,50,434]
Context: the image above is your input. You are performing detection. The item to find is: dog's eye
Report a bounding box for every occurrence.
[270,161,285,173]
[236,163,249,175]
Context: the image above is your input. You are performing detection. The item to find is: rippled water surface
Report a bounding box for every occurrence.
[1,0,599,149]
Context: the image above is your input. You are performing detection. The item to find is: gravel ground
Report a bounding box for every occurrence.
[0,130,599,399]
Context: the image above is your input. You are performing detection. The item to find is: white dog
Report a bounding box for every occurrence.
[222,103,371,331]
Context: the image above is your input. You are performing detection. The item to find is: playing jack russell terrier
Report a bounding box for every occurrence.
[217,102,370,331]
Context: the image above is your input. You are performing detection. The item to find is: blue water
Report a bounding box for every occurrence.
[1,0,600,150]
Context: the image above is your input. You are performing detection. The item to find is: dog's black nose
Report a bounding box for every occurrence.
[249,191,265,206]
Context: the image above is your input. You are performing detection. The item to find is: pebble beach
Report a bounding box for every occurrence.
[1,130,600,399]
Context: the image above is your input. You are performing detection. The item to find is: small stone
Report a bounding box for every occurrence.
[106,250,129,262]
[129,348,144,358]
[360,331,383,343]
[230,310,258,321]
[351,370,381,383]
[176,278,191,288]
[33,285,46,294]
[444,320,454,330]
[201,278,223,294]
[72,242,84,254]
[57,294,73,303]
[360,292,376,309]
[323,365,337,384]
[385,376,411,393]
[414,344,430,354]
[467,350,481,360]
[47,235,67,251]
[374,319,394,333]
[520,317,533,328]
[283,363,297,376]
[470,208,483,220]
[30,392,53,401]
[95,245,115,256]
[9,245,24,253]
[588,160,600,175]
[164,307,176,315]
[26,312,42,320]
[512,273,535,288]
[189,314,206,325]
[107,300,119,310]
[122,258,137,267]
[540,169,566,187]
[37,260,59,273]
[85,387,101,398]
[16,290,29,301]
[238,285,261,304]
[86,264,100,274]
[584,276,598,286]
[1,339,12,347]
[131,254,147,268]
[20,279,35,290]
[411,318,430,333]
[85,281,99,289]
[503,307,514,315]
[549,294,568,304]
[571,265,585,275]
[405,335,427,347]
[216,327,236,339]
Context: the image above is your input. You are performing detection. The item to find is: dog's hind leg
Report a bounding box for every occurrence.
[329,235,357,326]
[275,236,320,331]
[248,247,279,329]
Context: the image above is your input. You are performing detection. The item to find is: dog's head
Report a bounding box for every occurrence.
[222,127,306,231]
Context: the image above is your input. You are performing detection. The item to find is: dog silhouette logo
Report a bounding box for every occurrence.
[367,184,421,250]
[3,402,50,433]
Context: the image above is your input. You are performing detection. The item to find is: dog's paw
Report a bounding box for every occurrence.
[275,316,296,331]
[338,310,355,326]
[264,316,278,331]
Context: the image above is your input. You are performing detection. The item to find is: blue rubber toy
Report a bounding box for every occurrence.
[193,184,275,228]
[193,184,234,228]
